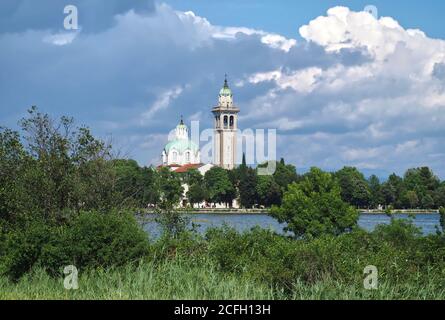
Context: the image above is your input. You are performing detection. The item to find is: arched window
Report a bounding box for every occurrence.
[223,115,228,129]
[172,151,178,163]
[185,152,190,163]
[229,116,234,129]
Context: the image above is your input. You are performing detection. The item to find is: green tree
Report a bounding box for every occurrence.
[381,173,405,208]
[184,169,206,207]
[368,175,383,208]
[238,167,257,208]
[157,167,183,207]
[404,167,440,209]
[335,167,371,208]
[0,128,30,226]
[421,193,435,209]
[204,167,236,207]
[139,166,160,207]
[270,167,359,239]
[155,168,187,238]
[434,183,445,208]
[258,158,298,192]
[404,190,419,209]
[256,175,281,207]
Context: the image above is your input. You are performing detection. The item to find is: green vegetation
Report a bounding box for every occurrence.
[1,108,445,300]
[1,221,445,300]
[271,167,358,239]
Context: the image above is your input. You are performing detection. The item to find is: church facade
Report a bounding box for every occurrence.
[159,77,240,208]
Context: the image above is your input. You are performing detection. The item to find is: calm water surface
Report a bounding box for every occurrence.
[142,213,440,239]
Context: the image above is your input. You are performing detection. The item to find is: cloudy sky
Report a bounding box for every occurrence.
[1,0,445,178]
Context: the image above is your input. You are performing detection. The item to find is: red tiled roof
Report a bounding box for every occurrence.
[174,163,204,173]
[157,164,181,170]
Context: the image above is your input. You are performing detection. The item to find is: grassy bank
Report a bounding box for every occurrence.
[0,260,276,300]
[1,259,445,300]
[2,216,445,300]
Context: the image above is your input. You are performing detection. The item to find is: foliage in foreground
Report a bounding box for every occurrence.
[2,214,445,299]
[1,258,445,300]
[271,167,359,239]
[0,211,150,280]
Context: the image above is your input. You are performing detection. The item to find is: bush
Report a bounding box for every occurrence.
[1,218,54,280]
[1,210,150,279]
[270,167,359,239]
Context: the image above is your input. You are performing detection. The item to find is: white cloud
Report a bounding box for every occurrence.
[2,3,445,176]
[43,31,79,46]
[141,86,183,122]
[177,8,297,52]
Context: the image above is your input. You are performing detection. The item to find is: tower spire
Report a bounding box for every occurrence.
[224,74,228,88]
[180,115,184,125]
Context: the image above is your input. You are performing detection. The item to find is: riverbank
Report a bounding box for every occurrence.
[142,208,439,215]
[359,209,439,214]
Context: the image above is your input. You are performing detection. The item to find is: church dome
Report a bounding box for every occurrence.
[164,139,199,154]
[219,77,232,97]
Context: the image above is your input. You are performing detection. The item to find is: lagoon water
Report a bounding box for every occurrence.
[142,213,441,239]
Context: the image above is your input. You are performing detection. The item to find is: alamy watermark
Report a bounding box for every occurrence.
[64,5,78,30]
[181,121,277,175]
[64,265,79,290]
[363,265,378,290]
[364,5,379,19]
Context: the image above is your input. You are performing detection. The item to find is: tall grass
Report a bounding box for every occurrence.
[0,259,277,300]
[2,259,445,300]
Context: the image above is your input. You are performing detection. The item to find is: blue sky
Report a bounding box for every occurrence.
[165,0,445,40]
[1,0,445,179]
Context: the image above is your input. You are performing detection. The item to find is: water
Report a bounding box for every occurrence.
[142,213,441,239]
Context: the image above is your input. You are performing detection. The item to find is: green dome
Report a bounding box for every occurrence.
[164,139,199,154]
[219,86,232,96]
[219,77,232,96]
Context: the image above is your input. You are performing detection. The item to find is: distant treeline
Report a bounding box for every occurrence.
[110,156,445,211]
[1,108,444,230]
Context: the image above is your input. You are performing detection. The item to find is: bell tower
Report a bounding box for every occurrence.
[212,75,240,169]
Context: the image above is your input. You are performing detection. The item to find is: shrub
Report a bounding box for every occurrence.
[1,218,55,280]
[270,167,359,239]
[1,210,150,279]
[41,210,150,274]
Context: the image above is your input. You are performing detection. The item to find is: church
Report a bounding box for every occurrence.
[159,76,240,208]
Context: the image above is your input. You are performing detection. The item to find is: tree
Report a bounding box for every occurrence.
[256,175,281,207]
[381,173,405,208]
[204,167,236,207]
[404,190,419,209]
[184,169,206,207]
[270,167,359,239]
[0,128,30,226]
[112,160,159,208]
[335,167,371,208]
[421,193,435,209]
[238,167,257,208]
[368,175,383,208]
[259,158,299,192]
[155,168,187,238]
[15,107,116,221]
[157,167,183,207]
[434,183,445,208]
[139,166,160,207]
[404,167,440,209]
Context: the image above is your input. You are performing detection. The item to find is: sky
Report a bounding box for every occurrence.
[1,0,445,179]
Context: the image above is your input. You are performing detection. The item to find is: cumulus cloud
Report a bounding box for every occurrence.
[0,3,444,177]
